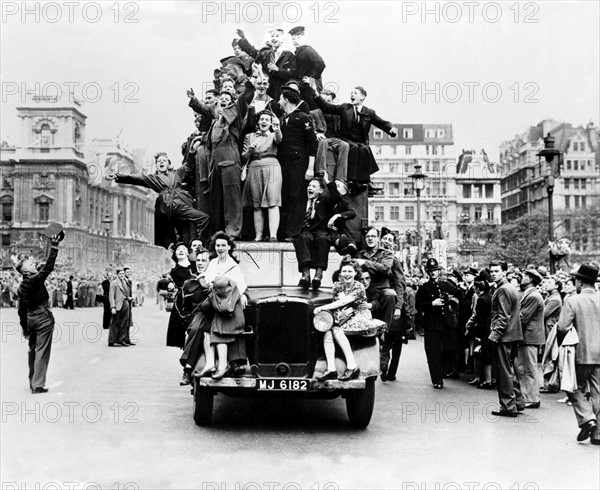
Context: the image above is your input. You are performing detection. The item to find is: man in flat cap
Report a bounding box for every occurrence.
[515,268,545,409]
[289,26,325,110]
[236,27,296,101]
[557,264,600,445]
[232,38,254,73]
[223,57,250,98]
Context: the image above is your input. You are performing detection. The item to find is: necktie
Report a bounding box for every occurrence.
[354,108,359,122]
[304,198,315,228]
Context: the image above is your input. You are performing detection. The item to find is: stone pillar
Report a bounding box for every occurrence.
[125,194,131,238]
[66,178,74,224]
[112,195,119,236]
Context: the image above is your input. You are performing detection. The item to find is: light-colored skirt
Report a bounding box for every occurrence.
[242,158,282,208]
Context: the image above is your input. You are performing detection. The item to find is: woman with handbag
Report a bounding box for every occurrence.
[197,231,248,380]
[313,260,374,382]
[241,110,283,242]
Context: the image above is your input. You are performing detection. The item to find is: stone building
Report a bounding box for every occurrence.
[0,96,167,272]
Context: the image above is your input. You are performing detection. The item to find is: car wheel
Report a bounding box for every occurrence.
[346,377,375,428]
[193,379,214,426]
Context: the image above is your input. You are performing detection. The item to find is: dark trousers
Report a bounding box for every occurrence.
[27,307,55,389]
[279,153,308,238]
[179,311,209,369]
[492,341,524,413]
[444,328,461,375]
[108,302,130,345]
[424,329,449,385]
[567,364,600,439]
[64,293,74,309]
[373,287,396,328]
[209,162,242,239]
[102,301,111,330]
[293,229,331,271]
[172,201,211,246]
[380,328,404,378]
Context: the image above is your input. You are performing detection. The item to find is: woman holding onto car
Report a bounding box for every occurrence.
[313,260,374,382]
[197,231,248,380]
[166,243,196,349]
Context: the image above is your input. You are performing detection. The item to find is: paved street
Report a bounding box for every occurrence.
[1,304,598,490]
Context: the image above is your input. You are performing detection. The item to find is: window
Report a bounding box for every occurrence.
[39,203,50,222]
[487,209,494,221]
[389,162,399,173]
[565,195,570,208]
[442,181,447,195]
[574,160,579,170]
[389,182,400,196]
[405,206,415,220]
[374,129,384,139]
[474,206,482,221]
[405,145,412,155]
[374,146,382,155]
[432,146,438,155]
[432,161,440,172]
[566,160,572,170]
[431,181,440,195]
[485,184,494,198]
[473,184,482,199]
[441,146,445,155]
[425,129,435,138]
[432,206,442,220]
[40,124,52,148]
[574,179,579,190]
[462,185,471,198]
[581,179,587,190]
[374,206,384,221]
[403,182,414,196]
[425,145,430,155]
[2,202,13,222]
[437,129,445,138]
[404,163,412,173]
[403,128,413,139]
[390,206,400,221]
[582,196,587,207]
[574,196,580,207]
[1,234,9,247]
[564,178,570,190]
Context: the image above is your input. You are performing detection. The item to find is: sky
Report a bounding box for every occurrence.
[1,0,599,163]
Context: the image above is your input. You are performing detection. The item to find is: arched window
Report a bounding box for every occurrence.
[40,124,52,148]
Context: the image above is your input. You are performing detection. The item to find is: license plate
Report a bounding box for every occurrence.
[256,379,309,391]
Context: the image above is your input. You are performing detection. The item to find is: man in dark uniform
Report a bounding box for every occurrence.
[106,152,210,248]
[65,275,75,309]
[289,26,325,110]
[16,231,64,393]
[101,269,114,329]
[277,82,319,239]
[236,27,296,101]
[415,258,462,389]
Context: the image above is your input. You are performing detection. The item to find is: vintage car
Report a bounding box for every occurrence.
[191,240,381,428]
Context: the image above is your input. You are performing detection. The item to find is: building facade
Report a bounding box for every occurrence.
[0,97,167,272]
[368,123,457,265]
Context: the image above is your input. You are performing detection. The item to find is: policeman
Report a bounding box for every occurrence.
[415,258,462,389]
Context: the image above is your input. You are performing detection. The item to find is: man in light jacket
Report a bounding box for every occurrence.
[515,269,545,408]
[557,264,600,445]
[488,260,523,417]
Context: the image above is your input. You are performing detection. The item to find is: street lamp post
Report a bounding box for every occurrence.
[409,161,427,269]
[537,133,561,274]
[101,213,113,264]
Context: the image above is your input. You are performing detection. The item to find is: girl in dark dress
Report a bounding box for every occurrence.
[166,243,196,349]
[472,275,494,389]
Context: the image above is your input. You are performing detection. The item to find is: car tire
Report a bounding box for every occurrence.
[346,377,375,428]
[193,380,214,426]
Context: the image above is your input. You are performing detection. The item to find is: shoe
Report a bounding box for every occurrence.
[524,402,540,409]
[316,370,338,381]
[124,342,136,346]
[445,371,460,379]
[312,272,323,290]
[31,387,49,394]
[387,376,397,381]
[591,439,600,446]
[468,377,481,386]
[380,365,388,382]
[180,369,192,386]
[433,383,443,389]
[577,420,597,442]
[120,343,130,347]
[557,397,570,404]
[339,367,360,381]
[230,364,246,377]
[253,237,263,242]
[298,273,310,288]
[197,365,216,377]
[540,387,558,394]
[268,237,277,242]
[477,381,494,390]
[108,343,123,347]
[211,368,229,380]
[517,405,525,412]
[491,409,518,418]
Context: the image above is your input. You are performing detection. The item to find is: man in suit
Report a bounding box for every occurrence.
[293,174,340,290]
[307,80,397,191]
[108,269,130,347]
[415,258,462,389]
[543,276,563,337]
[289,26,325,110]
[101,270,114,329]
[64,275,74,309]
[515,269,545,408]
[488,260,524,417]
[16,231,64,393]
[123,266,135,346]
[557,264,600,445]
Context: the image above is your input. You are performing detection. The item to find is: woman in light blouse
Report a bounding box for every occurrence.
[242,110,283,242]
[198,231,248,379]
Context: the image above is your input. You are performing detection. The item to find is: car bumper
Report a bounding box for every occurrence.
[196,376,367,391]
